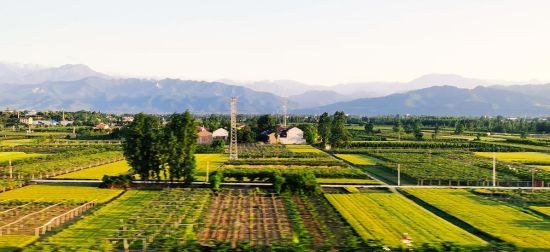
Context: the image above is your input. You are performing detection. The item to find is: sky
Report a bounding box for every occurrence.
[1,0,550,85]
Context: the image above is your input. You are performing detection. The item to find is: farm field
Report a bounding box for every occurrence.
[475,152,550,164]
[0,152,45,163]
[325,190,486,248]
[54,161,131,180]
[0,185,123,203]
[315,178,382,185]
[286,145,324,154]
[29,189,211,251]
[198,189,293,248]
[403,188,550,249]
[335,154,377,165]
[531,206,550,217]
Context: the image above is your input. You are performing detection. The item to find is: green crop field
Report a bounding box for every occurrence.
[286,145,324,154]
[0,139,33,147]
[0,235,37,250]
[403,189,550,249]
[315,178,382,185]
[475,152,550,163]
[54,161,131,180]
[0,152,45,162]
[335,154,377,165]
[325,191,486,248]
[0,185,123,203]
[531,206,550,217]
[29,189,211,251]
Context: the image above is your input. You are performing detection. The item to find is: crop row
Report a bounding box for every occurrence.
[402,188,550,249]
[325,191,486,248]
[221,165,369,179]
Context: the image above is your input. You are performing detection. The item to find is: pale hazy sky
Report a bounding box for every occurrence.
[1,0,549,85]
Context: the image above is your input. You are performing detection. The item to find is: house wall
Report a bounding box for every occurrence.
[279,128,306,144]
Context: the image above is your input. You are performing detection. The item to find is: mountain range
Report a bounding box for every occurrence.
[0,62,549,116]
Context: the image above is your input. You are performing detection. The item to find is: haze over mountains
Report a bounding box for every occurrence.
[0,62,549,116]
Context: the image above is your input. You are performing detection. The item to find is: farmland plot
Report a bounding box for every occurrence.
[54,161,131,180]
[29,189,211,251]
[325,191,486,248]
[0,185,123,204]
[198,190,294,248]
[335,154,377,165]
[403,189,550,249]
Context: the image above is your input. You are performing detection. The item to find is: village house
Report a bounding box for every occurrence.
[94,123,110,130]
[261,126,306,145]
[212,128,229,141]
[197,126,213,145]
[278,127,306,144]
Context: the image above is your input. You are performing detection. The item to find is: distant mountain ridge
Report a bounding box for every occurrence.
[293,85,550,116]
[1,62,550,116]
[0,77,287,114]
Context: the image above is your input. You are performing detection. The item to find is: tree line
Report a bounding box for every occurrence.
[123,111,197,183]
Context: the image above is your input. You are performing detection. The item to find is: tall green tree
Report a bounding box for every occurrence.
[256,114,276,133]
[393,119,404,141]
[164,111,197,183]
[123,113,164,180]
[299,124,318,144]
[329,111,351,148]
[364,121,375,135]
[317,112,332,147]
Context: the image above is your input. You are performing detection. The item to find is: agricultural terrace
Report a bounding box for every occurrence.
[221,165,369,179]
[238,144,329,159]
[325,190,486,248]
[0,185,123,203]
[402,189,550,249]
[195,154,228,181]
[475,152,550,165]
[0,148,123,180]
[335,154,377,165]
[0,152,46,163]
[286,145,324,154]
[54,161,131,180]
[315,178,382,185]
[198,189,293,248]
[336,149,537,185]
[30,189,211,251]
[531,206,550,217]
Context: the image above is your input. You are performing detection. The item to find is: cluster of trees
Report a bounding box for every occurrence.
[317,111,351,148]
[123,111,197,183]
[355,115,550,134]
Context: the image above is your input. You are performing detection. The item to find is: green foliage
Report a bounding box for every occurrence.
[123,113,164,180]
[393,119,404,141]
[101,174,133,189]
[257,114,277,133]
[164,111,197,183]
[237,125,256,143]
[317,112,332,148]
[329,111,351,148]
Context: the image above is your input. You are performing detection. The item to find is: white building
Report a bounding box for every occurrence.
[278,127,306,144]
[212,128,229,140]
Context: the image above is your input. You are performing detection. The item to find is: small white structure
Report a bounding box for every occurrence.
[278,127,306,144]
[212,128,229,140]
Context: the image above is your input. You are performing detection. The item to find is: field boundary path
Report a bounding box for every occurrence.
[29,179,550,190]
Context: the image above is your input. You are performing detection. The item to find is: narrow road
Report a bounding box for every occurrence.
[30,179,550,189]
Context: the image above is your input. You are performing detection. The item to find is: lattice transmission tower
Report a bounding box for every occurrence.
[229,97,238,160]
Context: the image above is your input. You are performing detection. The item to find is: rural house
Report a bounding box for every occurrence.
[197,126,213,145]
[212,128,229,141]
[260,126,305,145]
[278,127,306,144]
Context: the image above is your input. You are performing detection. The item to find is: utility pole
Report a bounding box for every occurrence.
[9,160,13,179]
[397,163,401,186]
[532,168,536,192]
[206,161,210,183]
[493,151,497,187]
[229,97,238,160]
